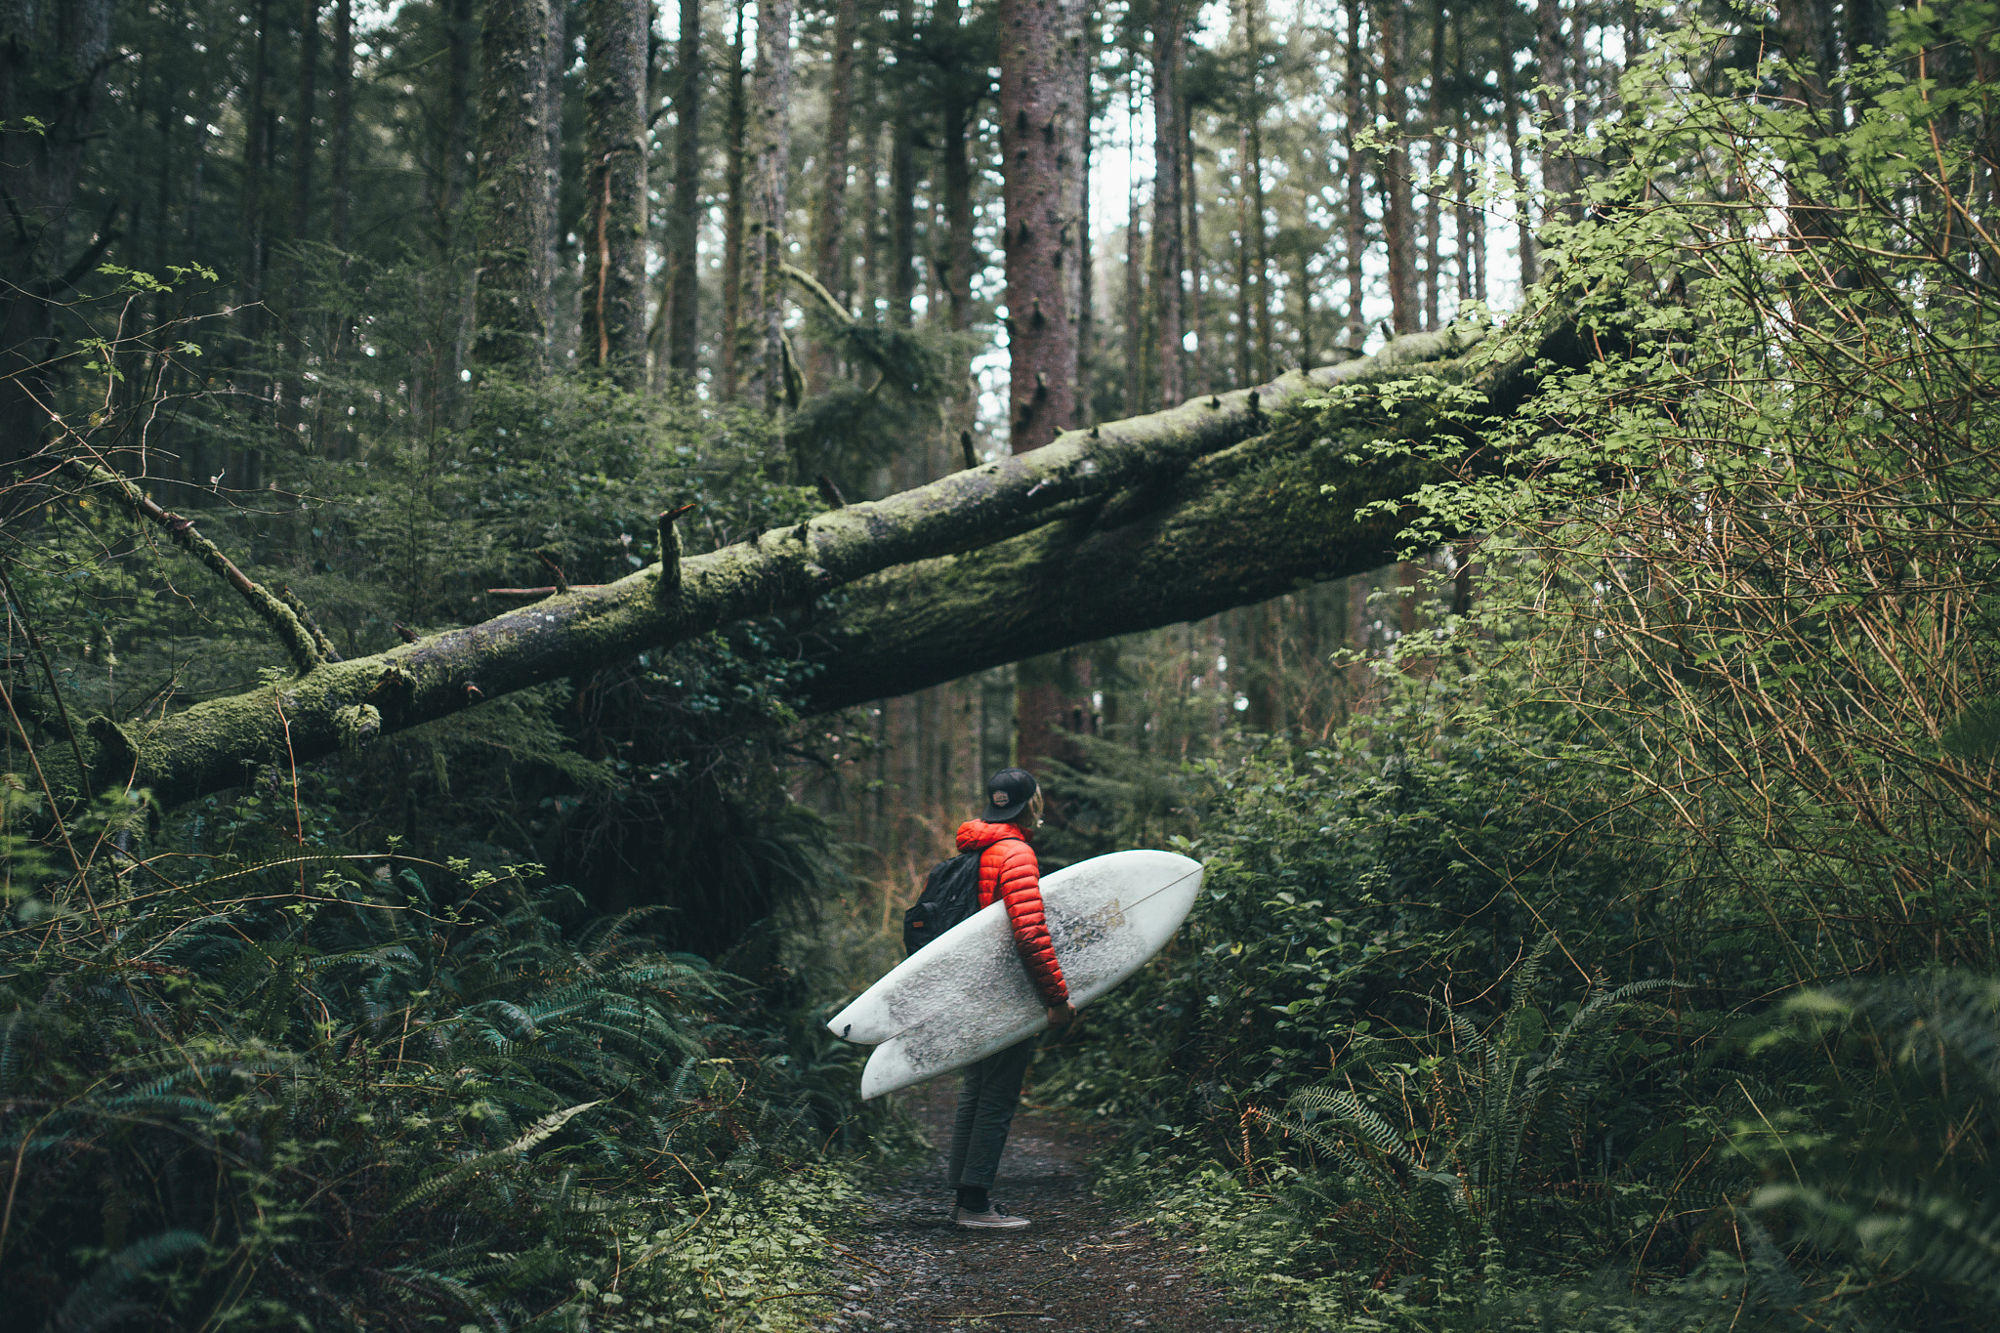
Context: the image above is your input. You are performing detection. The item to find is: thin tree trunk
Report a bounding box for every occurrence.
[1535,0,1576,210]
[720,0,748,399]
[812,0,859,296]
[1151,0,1186,404]
[1181,77,1206,393]
[1422,0,1445,330]
[581,0,649,384]
[1343,0,1368,350]
[1076,44,1095,423]
[659,0,704,385]
[1123,61,1146,412]
[542,0,570,364]
[474,0,555,372]
[281,0,322,438]
[439,0,475,247]
[938,0,976,335]
[291,0,320,245]
[1500,36,1534,287]
[0,0,114,472]
[803,0,859,389]
[747,0,795,411]
[329,0,353,253]
[854,50,882,319]
[241,0,274,338]
[888,0,918,327]
[1381,0,1417,334]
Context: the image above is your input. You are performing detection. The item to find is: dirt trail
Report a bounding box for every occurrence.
[815,1083,1258,1332]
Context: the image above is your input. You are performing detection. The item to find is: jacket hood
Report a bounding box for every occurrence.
[956,818,1032,852]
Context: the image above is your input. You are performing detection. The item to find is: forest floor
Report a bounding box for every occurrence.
[812,1081,1261,1332]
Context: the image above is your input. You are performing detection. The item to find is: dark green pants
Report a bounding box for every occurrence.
[946,1034,1039,1191]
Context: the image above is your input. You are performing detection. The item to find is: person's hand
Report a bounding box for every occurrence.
[1046,1001,1076,1029]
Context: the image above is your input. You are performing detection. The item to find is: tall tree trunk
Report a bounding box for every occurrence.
[1123,61,1146,413]
[1534,0,1576,211]
[720,0,749,399]
[938,0,976,335]
[854,50,881,318]
[1181,81,1207,394]
[804,0,859,389]
[0,0,115,471]
[999,0,1085,453]
[811,0,859,296]
[1234,0,1269,383]
[474,0,555,372]
[1422,0,1445,330]
[582,0,650,384]
[887,0,918,327]
[1343,0,1369,350]
[660,0,704,385]
[541,0,570,364]
[1380,0,1417,334]
[439,0,476,247]
[329,0,354,253]
[999,0,1087,770]
[291,0,321,245]
[1151,0,1186,405]
[241,0,275,340]
[281,0,322,437]
[1500,35,1534,288]
[746,0,794,412]
[1075,44,1095,422]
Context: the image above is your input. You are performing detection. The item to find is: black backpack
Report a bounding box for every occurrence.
[902,840,1014,955]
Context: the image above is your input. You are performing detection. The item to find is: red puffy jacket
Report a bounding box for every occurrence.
[955,819,1068,1006]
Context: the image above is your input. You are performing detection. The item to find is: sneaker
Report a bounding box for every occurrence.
[953,1203,1030,1229]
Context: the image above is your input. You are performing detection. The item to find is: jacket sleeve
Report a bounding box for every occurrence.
[993,840,1068,1006]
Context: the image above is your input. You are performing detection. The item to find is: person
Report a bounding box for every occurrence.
[945,766,1076,1230]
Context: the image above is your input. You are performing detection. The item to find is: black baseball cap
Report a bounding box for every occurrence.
[980,768,1039,824]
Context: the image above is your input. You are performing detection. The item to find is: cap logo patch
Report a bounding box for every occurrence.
[992,791,1010,806]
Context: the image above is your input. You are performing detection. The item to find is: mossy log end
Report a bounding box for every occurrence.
[84,323,1575,811]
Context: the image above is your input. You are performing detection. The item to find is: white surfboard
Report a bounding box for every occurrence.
[827,849,1203,1100]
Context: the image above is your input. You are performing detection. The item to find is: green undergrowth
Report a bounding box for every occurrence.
[0,810,895,1331]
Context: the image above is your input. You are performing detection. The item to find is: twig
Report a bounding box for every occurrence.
[60,458,321,674]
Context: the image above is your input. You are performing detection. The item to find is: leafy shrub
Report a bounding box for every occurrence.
[0,842,877,1330]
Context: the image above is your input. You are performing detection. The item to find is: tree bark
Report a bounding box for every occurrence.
[0,0,115,470]
[720,0,749,398]
[1535,0,1577,211]
[1181,69,1206,394]
[1343,0,1369,350]
[887,0,918,327]
[938,0,977,335]
[661,0,704,384]
[999,0,1086,454]
[745,0,793,411]
[1381,0,1417,334]
[82,324,1589,812]
[1151,0,1186,405]
[475,0,556,372]
[581,0,650,384]
[804,0,860,389]
[291,0,322,244]
[330,0,354,253]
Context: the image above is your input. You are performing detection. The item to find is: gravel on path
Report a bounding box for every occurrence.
[814,1080,1261,1332]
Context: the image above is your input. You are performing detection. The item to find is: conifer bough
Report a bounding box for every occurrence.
[86,323,1582,810]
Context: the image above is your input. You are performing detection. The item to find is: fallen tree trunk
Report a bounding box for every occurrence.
[83,321,1578,810]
